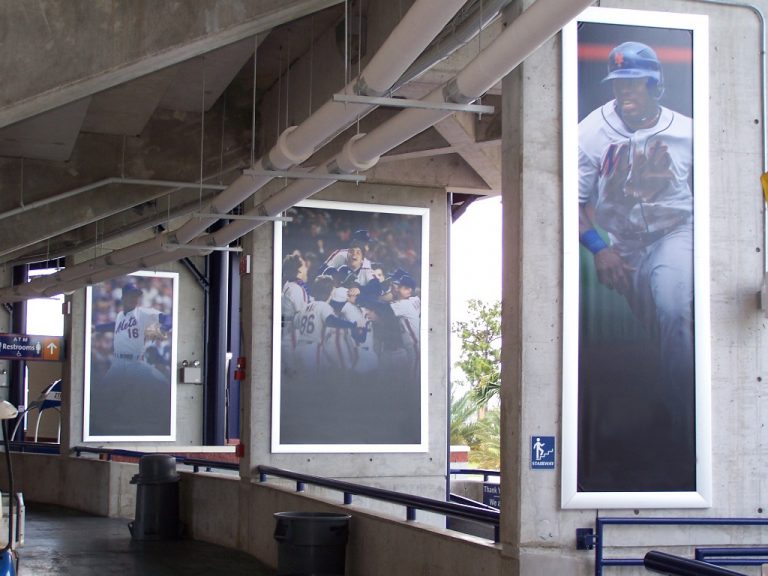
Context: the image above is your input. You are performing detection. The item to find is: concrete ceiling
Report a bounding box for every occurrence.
[0,0,501,268]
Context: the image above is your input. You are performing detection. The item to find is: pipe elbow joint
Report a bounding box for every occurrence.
[335,133,380,174]
[267,126,309,170]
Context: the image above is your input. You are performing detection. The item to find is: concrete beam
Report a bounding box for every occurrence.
[0,98,91,161]
[370,153,491,193]
[0,0,343,128]
[0,97,252,264]
[434,111,501,193]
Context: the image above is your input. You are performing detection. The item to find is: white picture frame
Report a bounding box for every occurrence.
[561,7,711,508]
[84,271,178,442]
[272,199,429,453]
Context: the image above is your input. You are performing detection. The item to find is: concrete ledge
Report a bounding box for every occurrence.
[2,454,504,575]
[180,472,502,575]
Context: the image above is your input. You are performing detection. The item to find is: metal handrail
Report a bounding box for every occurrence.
[644,551,747,576]
[71,446,239,473]
[449,492,499,511]
[594,517,768,575]
[448,468,500,482]
[67,449,500,541]
[8,441,60,454]
[258,464,501,542]
[695,547,768,566]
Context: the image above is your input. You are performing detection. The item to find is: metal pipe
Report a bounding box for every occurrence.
[392,0,515,92]
[0,178,227,223]
[0,0,467,302]
[689,0,767,266]
[200,0,593,247]
[644,551,747,576]
[163,0,469,247]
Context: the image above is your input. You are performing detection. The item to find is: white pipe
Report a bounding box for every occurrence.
[196,0,593,248]
[34,0,589,294]
[0,177,227,223]
[352,0,593,164]
[0,0,466,303]
[161,0,468,246]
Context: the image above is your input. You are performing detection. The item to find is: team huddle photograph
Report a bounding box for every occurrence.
[274,200,428,450]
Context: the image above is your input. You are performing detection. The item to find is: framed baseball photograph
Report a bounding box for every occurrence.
[83,271,179,442]
[561,8,711,508]
[272,199,429,453]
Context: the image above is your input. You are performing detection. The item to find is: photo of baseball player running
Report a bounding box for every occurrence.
[275,201,427,449]
[85,272,177,439]
[576,25,698,492]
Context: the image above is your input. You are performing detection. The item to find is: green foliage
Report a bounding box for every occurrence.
[453,299,501,407]
[450,390,500,469]
[450,299,502,470]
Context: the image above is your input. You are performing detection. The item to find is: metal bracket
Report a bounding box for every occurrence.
[243,169,366,183]
[191,212,292,222]
[333,93,495,115]
[576,527,596,550]
[164,242,243,253]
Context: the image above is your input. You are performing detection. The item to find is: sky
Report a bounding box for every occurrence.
[449,195,502,385]
[450,195,502,322]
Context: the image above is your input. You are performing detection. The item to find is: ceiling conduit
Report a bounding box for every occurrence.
[190,0,594,249]
[1,0,466,303]
[23,0,594,299]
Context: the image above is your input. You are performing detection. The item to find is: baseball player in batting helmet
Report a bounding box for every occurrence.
[602,41,664,99]
[577,37,695,469]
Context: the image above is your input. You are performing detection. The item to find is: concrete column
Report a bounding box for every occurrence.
[240,179,449,501]
[499,4,525,572]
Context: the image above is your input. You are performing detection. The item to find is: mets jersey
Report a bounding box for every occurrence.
[579,102,693,255]
[323,249,377,285]
[113,306,162,360]
[294,300,335,371]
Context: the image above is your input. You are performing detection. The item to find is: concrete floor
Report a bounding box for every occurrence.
[17,502,276,575]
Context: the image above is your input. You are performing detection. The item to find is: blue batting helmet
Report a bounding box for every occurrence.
[350,229,370,248]
[122,282,142,296]
[603,41,664,98]
[398,275,416,289]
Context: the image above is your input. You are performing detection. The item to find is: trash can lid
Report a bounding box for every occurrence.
[132,454,180,483]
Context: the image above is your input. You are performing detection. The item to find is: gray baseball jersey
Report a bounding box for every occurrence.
[579,102,693,256]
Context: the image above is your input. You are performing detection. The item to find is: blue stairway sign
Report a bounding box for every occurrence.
[531,436,555,469]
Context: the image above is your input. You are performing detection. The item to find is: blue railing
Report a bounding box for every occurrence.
[71,446,239,473]
[258,464,501,542]
[644,551,747,575]
[9,441,60,454]
[591,517,768,575]
[66,448,500,541]
[695,547,768,567]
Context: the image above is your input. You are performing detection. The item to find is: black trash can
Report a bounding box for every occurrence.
[128,454,180,540]
[273,512,351,576]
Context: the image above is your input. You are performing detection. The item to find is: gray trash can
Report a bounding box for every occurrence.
[128,454,180,540]
[273,512,351,575]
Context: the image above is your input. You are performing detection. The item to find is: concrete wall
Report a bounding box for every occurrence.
[501,1,768,574]
[0,452,503,576]
[63,226,207,448]
[181,468,504,576]
[2,453,135,518]
[240,180,449,500]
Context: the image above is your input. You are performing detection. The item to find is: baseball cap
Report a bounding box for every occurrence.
[331,287,349,304]
[122,282,142,296]
[350,229,370,248]
[398,275,416,289]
